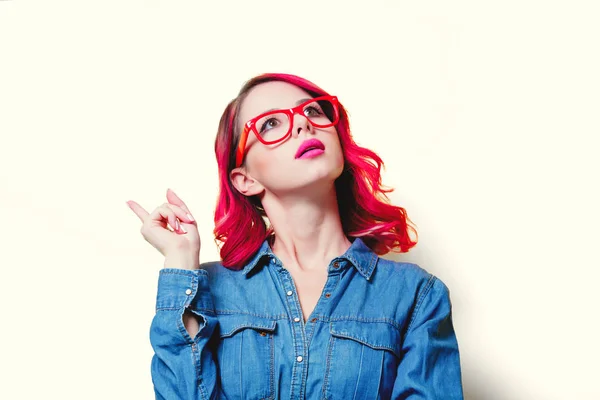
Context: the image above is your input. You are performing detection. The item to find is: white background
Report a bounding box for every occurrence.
[1,0,598,398]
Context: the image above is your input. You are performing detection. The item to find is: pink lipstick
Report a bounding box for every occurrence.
[295,138,325,159]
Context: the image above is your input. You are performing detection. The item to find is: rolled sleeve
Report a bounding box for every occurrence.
[150,268,220,399]
[155,268,212,312]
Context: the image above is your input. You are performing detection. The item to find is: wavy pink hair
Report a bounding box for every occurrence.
[212,73,418,269]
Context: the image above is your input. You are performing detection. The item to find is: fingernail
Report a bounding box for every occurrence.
[180,225,187,233]
[187,213,194,221]
[176,220,180,230]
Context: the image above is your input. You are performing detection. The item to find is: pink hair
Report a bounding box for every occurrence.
[212,73,418,269]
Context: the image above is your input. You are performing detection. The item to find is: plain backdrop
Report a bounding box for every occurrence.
[1,0,599,399]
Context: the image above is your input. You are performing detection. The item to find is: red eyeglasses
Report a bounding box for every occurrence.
[235,95,340,167]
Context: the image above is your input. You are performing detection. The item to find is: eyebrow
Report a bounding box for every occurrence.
[262,98,312,114]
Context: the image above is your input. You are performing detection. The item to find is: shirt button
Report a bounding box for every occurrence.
[324,293,331,298]
[185,289,192,295]
[287,290,293,296]
[294,317,300,322]
[296,356,303,362]
[333,261,340,269]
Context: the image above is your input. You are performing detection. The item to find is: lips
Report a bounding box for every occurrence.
[295,138,325,159]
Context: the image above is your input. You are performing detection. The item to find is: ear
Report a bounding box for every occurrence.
[230,167,265,197]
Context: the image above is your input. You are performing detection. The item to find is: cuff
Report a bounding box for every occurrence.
[155,268,213,311]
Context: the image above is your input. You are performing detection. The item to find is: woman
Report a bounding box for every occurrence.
[127,73,464,399]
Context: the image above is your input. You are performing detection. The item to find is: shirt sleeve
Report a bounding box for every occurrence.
[391,275,464,399]
[149,268,221,399]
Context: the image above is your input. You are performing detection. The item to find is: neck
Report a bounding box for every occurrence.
[261,184,352,273]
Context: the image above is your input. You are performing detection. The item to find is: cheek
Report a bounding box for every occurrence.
[252,153,271,172]
[247,146,288,179]
[328,130,344,155]
[254,140,295,166]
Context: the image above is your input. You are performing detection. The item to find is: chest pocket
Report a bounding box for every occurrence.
[215,313,277,400]
[323,320,402,400]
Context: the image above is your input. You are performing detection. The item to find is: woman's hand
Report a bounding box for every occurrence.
[127,188,201,270]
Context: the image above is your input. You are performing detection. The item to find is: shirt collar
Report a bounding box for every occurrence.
[241,236,379,280]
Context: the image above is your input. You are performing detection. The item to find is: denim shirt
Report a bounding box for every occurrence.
[150,237,464,399]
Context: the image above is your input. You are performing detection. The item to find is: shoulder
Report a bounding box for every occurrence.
[198,260,243,280]
[198,260,265,288]
[199,260,229,273]
[375,257,436,286]
[374,258,451,306]
[371,258,453,328]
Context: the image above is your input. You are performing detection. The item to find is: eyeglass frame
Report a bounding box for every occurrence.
[234,95,340,168]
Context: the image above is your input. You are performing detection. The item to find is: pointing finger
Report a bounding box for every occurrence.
[126,200,149,222]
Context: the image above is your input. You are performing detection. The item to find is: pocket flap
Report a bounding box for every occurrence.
[329,320,401,358]
[217,314,277,338]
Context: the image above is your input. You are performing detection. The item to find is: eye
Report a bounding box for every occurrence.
[258,117,280,133]
[303,105,323,117]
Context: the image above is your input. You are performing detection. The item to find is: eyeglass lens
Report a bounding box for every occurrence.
[254,98,336,142]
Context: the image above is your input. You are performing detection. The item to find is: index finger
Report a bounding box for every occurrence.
[126,200,150,222]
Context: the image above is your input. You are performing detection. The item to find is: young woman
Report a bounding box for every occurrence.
[127,73,464,399]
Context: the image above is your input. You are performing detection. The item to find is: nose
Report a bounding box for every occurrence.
[291,112,313,137]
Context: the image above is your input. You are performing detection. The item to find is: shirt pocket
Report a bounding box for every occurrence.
[215,313,277,400]
[323,320,402,400]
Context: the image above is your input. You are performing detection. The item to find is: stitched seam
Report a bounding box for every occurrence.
[322,334,336,399]
[190,343,205,397]
[156,273,200,312]
[325,316,402,331]
[407,274,436,332]
[238,329,243,393]
[268,332,275,399]
[243,252,270,274]
[174,275,198,342]
[328,332,399,358]
[156,307,188,311]
[352,345,365,400]
[366,252,378,279]
[156,304,212,312]
[205,309,288,319]
[197,380,208,400]
[220,322,276,338]
[160,269,208,276]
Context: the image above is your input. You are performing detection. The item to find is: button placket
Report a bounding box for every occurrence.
[277,267,307,391]
[303,268,342,349]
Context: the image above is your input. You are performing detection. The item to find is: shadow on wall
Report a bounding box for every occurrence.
[383,250,518,400]
[463,379,512,400]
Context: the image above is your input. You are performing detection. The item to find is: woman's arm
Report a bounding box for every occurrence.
[150,267,221,399]
[391,276,464,399]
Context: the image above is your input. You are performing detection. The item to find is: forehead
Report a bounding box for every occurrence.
[238,81,312,125]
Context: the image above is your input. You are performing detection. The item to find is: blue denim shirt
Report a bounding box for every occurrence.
[150,237,464,399]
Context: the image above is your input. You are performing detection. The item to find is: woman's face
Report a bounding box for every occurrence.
[230,81,345,198]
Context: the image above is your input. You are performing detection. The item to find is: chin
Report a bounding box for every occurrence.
[301,159,344,186]
[267,153,343,189]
